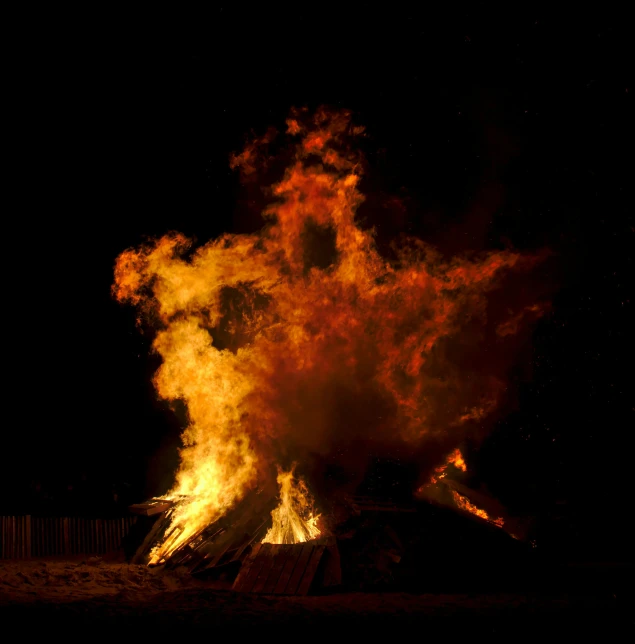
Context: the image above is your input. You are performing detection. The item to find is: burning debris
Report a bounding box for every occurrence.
[419,448,506,529]
[451,490,505,527]
[115,107,548,585]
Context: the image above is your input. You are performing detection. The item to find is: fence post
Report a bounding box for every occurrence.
[63,518,69,555]
[25,515,31,558]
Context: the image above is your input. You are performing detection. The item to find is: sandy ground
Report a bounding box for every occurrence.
[1,557,632,634]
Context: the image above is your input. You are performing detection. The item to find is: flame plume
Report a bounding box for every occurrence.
[262,468,321,545]
[114,107,545,560]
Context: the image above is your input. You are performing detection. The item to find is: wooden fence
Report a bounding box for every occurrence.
[0,516,137,559]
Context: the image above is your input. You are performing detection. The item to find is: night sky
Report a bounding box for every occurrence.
[6,9,632,560]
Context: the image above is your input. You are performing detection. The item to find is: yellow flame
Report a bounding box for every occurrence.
[446,448,467,472]
[113,109,540,561]
[262,468,321,545]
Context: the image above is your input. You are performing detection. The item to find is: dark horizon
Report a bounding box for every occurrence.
[4,9,632,563]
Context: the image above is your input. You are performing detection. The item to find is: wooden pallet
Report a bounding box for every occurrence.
[232,542,327,595]
[128,488,276,569]
[129,499,175,516]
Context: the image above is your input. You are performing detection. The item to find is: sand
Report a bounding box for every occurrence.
[0,558,631,634]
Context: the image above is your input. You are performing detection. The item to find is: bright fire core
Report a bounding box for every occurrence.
[113,108,545,561]
[262,468,321,545]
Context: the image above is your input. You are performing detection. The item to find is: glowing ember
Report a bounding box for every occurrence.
[451,490,504,527]
[262,468,321,545]
[113,107,543,560]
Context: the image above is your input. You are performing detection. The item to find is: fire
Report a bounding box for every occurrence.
[261,468,321,545]
[113,107,544,560]
[429,448,467,483]
[451,490,504,527]
[447,448,467,472]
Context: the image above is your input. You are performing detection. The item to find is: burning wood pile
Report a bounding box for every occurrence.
[128,449,526,594]
[115,107,547,594]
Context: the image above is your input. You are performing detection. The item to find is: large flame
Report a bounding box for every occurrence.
[262,468,321,545]
[113,107,544,560]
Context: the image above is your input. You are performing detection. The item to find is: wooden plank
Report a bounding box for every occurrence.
[282,544,314,595]
[322,544,342,587]
[237,544,271,593]
[203,538,235,569]
[131,514,168,564]
[262,545,291,594]
[251,546,277,593]
[129,500,174,516]
[231,543,262,591]
[230,529,263,563]
[273,545,303,594]
[296,545,325,596]
[234,545,267,593]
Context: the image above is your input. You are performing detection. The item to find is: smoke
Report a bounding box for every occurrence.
[113,107,551,531]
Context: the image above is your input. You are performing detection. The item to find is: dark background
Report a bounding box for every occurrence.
[5,9,632,560]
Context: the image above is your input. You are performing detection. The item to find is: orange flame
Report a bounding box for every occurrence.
[451,490,504,527]
[429,448,467,483]
[446,448,467,472]
[113,108,542,560]
[262,468,321,545]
